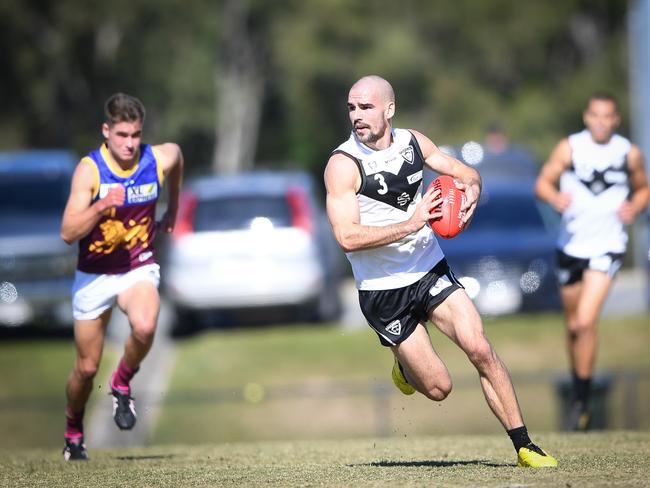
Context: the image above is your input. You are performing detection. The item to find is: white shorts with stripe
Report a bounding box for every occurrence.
[72,263,160,320]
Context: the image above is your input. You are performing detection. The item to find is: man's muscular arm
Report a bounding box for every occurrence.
[324,153,440,253]
[535,139,572,213]
[60,160,125,244]
[154,142,184,233]
[619,144,649,224]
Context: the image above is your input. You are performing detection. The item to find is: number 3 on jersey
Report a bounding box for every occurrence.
[374,173,388,195]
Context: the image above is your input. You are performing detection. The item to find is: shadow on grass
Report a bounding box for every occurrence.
[116,454,175,461]
[353,459,509,468]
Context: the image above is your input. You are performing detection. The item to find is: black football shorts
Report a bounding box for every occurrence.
[358,258,463,347]
[555,249,624,286]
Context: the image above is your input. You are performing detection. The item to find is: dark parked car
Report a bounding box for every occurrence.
[161,171,344,334]
[437,175,561,316]
[0,150,77,328]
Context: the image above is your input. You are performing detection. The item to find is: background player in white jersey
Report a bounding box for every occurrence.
[324,75,557,468]
[535,92,649,430]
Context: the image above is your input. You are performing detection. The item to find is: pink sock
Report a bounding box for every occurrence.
[65,406,84,440]
[111,358,138,394]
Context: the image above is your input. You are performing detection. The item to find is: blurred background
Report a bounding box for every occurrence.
[1,0,649,450]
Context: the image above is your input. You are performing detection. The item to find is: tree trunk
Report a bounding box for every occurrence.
[212,0,265,174]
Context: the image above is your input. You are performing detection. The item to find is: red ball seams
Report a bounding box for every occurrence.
[428,175,466,239]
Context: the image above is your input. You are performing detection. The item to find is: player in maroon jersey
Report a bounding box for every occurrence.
[60,93,183,460]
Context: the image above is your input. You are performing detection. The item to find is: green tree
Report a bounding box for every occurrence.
[0,0,631,175]
[268,0,629,170]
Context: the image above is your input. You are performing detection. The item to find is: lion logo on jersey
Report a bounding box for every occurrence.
[89,217,151,254]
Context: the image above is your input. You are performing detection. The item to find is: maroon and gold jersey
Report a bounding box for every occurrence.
[77,143,164,274]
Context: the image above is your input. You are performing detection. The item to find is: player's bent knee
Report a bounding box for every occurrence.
[425,384,452,401]
[132,323,157,344]
[76,361,99,381]
[569,317,596,336]
[129,315,158,343]
[423,377,452,401]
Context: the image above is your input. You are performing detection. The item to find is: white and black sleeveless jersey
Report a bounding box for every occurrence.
[332,128,444,290]
[558,129,631,257]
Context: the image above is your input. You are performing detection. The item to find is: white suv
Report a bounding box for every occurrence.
[160,171,344,335]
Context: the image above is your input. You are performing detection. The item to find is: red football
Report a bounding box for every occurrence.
[428,175,467,239]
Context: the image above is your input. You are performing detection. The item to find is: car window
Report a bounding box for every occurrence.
[0,173,70,214]
[194,195,293,231]
[469,192,546,231]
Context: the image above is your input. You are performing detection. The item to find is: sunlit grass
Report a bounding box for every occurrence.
[2,432,649,488]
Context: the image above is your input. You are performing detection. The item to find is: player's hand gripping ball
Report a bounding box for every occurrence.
[428,175,467,239]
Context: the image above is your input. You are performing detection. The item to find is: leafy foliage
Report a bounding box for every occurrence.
[0,0,629,175]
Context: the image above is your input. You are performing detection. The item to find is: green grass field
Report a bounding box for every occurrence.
[2,432,649,487]
[0,339,118,448]
[1,313,649,486]
[153,314,650,443]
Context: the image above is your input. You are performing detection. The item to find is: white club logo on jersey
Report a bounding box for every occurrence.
[386,319,402,335]
[590,180,605,194]
[397,192,411,207]
[400,146,414,164]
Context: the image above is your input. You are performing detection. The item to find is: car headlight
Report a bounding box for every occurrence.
[519,258,550,294]
[0,282,18,303]
[520,271,541,294]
